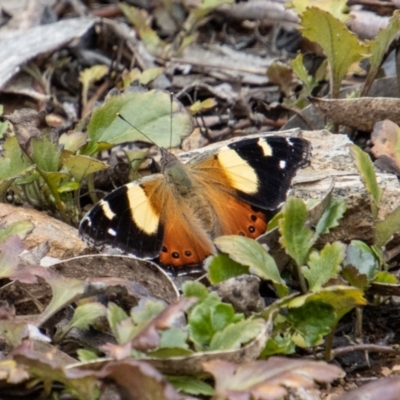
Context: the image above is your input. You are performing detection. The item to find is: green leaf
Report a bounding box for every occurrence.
[119,4,165,54]
[300,7,367,98]
[350,144,382,216]
[58,181,80,193]
[139,67,164,85]
[291,53,316,97]
[288,285,366,320]
[363,11,400,96]
[302,242,345,291]
[181,281,210,302]
[168,376,214,396]
[279,197,314,267]
[83,90,192,155]
[0,136,33,199]
[375,206,400,247]
[206,253,249,284]
[315,198,346,236]
[287,0,349,22]
[189,98,217,115]
[77,349,99,362]
[0,220,34,242]
[261,334,296,358]
[188,301,242,350]
[343,241,379,282]
[374,271,398,284]
[107,302,129,338]
[31,137,61,172]
[68,302,107,331]
[159,327,189,349]
[287,301,336,347]
[130,298,166,324]
[63,155,107,182]
[214,235,287,296]
[79,65,109,105]
[210,319,265,351]
[59,131,87,153]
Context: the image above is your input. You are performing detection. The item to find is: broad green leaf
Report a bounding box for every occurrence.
[147,347,193,358]
[79,65,108,105]
[301,242,345,291]
[77,349,99,362]
[188,301,242,350]
[363,11,400,96]
[59,131,87,153]
[83,90,192,155]
[375,206,400,247]
[0,220,34,242]
[287,0,349,22]
[0,137,31,180]
[130,298,166,324]
[374,271,398,284]
[107,302,129,337]
[279,197,314,267]
[58,181,80,193]
[0,136,33,199]
[261,334,296,358]
[181,281,210,302]
[350,144,382,216]
[159,327,189,349]
[168,376,214,396]
[315,198,346,236]
[63,155,107,182]
[39,277,86,325]
[206,253,249,284]
[210,319,265,351]
[189,98,217,115]
[31,137,61,172]
[287,301,336,347]
[139,67,164,85]
[300,7,367,98]
[214,235,287,297]
[344,241,379,281]
[68,302,107,331]
[288,285,366,320]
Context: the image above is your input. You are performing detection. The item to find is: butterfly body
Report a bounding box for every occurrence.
[79,134,311,270]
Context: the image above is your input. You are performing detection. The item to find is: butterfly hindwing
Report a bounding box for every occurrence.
[80,176,165,258]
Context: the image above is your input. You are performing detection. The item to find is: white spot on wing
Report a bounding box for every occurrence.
[108,228,117,236]
[257,138,272,156]
[279,160,286,169]
[218,149,258,194]
[286,138,294,146]
[100,200,116,220]
[126,183,159,234]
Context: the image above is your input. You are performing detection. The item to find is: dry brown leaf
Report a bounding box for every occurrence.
[309,97,400,131]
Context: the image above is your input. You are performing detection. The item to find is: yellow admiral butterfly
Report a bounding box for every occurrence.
[79,134,311,271]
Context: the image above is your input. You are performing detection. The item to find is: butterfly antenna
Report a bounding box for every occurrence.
[116,113,160,150]
[169,92,173,152]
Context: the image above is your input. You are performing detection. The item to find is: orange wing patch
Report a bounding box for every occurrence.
[211,194,268,238]
[157,190,216,268]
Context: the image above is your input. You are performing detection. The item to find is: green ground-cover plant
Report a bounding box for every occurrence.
[269,3,400,113]
[0,89,193,224]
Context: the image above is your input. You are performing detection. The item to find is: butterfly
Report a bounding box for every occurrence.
[79,134,311,272]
